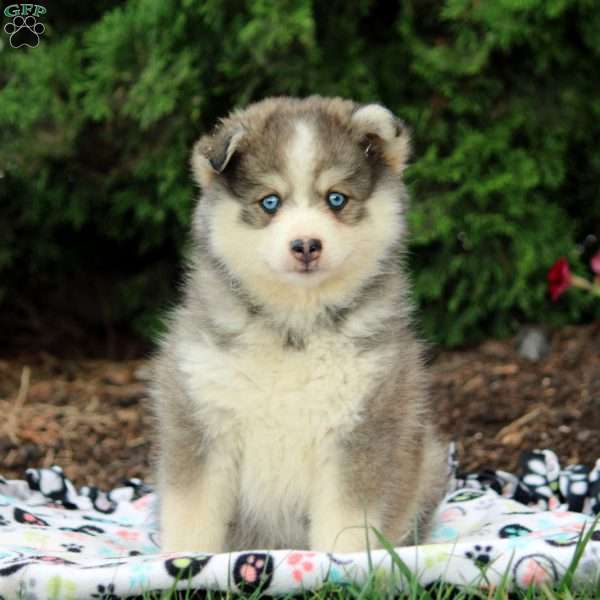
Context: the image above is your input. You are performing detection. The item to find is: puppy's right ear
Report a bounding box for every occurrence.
[191,124,245,188]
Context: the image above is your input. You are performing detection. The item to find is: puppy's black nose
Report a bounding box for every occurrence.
[290,238,322,264]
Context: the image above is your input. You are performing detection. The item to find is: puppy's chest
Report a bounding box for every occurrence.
[178,327,384,521]
[178,327,382,441]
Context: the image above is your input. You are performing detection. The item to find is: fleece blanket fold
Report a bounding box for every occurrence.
[0,448,599,598]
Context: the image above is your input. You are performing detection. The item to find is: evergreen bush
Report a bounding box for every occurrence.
[1,0,599,346]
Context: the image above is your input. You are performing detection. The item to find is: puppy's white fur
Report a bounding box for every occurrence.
[152,96,446,554]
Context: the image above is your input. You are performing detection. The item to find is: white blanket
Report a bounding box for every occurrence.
[0,449,599,598]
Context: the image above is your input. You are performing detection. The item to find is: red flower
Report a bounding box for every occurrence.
[591,249,600,275]
[548,258,572,301]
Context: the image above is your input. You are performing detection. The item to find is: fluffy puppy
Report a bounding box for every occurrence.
[151,96,447,553]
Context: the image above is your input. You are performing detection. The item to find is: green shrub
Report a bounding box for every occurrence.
[1,0,599,346]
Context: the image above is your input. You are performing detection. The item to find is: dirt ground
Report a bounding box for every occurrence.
[0,321,598,490]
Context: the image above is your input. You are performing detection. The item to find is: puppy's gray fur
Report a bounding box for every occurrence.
[151,96,447,553]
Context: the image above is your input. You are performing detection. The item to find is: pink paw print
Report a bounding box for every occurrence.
[239,554,266,584]
[233,552,273,592]
[287,551,316,582]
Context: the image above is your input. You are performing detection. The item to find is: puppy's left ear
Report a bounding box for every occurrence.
[191,124,245,188]
[351,104,411,174]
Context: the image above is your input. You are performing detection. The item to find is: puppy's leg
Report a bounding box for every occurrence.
[309,450,379,553]
[160,448,236,554]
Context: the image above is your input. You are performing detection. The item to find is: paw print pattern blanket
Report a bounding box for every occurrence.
[0,449,599,598]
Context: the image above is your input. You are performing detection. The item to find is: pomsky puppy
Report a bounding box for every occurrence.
[151,96,446,553]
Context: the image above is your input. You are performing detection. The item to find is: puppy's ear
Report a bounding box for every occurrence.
[191,124,245,188]
[351,104,411,174]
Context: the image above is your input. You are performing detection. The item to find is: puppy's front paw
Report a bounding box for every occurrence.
[160,488,228,554]
[161,521,227,554]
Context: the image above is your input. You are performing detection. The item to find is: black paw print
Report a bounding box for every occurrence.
[0,515,9,526]
[4,15,45,48]
[60,543,83,553]
[164,555,211,580]
[465,544,493,568]
[233,552,274,593]
[91,583,118,600]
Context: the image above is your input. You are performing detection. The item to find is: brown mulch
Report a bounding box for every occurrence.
[435,321,600,473]
[0,321,599,490]
[0,356,153,489]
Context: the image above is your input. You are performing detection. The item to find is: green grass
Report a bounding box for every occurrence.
[140,579,600,600]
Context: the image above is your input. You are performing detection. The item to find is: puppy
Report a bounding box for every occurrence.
[151,96,446,553]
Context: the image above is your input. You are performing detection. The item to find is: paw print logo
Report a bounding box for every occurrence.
[60,543,83,553]
[465,544,493,568]
[4,15,45,48]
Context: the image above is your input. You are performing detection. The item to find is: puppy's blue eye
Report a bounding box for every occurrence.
[326,192,348,211]
[260,194,281,214]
